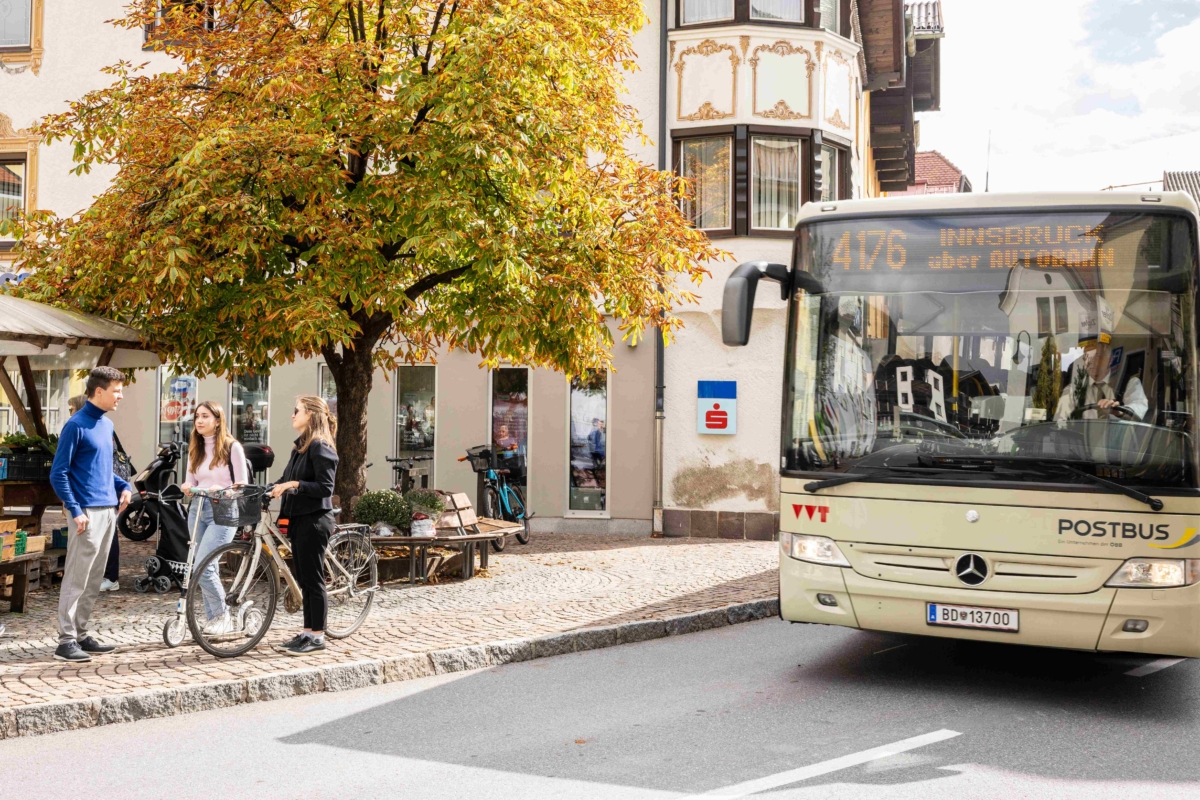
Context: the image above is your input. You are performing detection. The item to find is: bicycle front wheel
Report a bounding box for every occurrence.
[325,529,378,639]
[187,541,278,658]
[484,485,506,552]
[510,486,531,545]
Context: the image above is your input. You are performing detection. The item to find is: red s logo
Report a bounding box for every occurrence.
[705,403,728,430]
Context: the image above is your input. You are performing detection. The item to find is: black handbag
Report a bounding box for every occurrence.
[211,453,262,528]
[113,433,134,481]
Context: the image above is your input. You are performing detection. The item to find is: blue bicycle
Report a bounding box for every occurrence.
[460,445,532,552]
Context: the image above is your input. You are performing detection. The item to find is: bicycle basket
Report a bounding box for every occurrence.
[212,486,264,528]
[466,445,493,474]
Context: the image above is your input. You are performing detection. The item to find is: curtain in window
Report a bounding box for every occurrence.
[680,138,731,230]
[682,0,734,24]
[0,0,31,48]
[0,162,24,241]
[752,138,800,230]
[820,0,839,31]
[820,145,838,202]
[750,0,802,21]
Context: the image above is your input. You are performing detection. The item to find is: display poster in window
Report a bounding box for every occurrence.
[569,372,607,512]
[232,374,269,444]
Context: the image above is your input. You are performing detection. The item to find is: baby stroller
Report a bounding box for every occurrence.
[132,489,191,594]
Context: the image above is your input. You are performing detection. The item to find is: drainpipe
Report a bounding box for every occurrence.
[653,0,668,534]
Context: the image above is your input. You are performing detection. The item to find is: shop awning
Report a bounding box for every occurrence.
[0,295,162,438]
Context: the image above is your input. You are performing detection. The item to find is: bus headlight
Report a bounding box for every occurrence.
[782,532,850,567]
[1105,559,1200,588]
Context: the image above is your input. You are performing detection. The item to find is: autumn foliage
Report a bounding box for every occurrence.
[9,0,719,501]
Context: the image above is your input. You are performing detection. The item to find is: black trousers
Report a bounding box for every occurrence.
[289,511,334,631]
[104,533,120,583]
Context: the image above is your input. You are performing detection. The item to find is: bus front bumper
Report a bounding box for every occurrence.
[780,556,1200,658]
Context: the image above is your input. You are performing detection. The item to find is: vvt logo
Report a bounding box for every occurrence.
[793,504,829,523]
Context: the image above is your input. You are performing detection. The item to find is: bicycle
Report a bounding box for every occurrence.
[161,483,378,658]
[386,454,434,494]
[459,445,532,551]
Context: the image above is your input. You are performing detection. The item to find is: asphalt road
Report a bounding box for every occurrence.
[2,619,1197,799]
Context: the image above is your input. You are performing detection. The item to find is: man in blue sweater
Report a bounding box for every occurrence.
[50,367,133,662]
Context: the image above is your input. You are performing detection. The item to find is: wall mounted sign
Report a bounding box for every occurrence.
[698,381,736,435]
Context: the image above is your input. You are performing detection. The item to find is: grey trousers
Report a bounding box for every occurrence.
[57,506,117,645]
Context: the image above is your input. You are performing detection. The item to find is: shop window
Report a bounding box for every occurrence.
[750,0,802,21]
[159,370,198,476]
[681,0,734,24]
[568,371,608,513]
[1054,296,1068,334]
[678,136,731,231]
[396,366,436,490]
[231,373,269,444]
[752,137,801,230]
[0,368,66,435]
[1036,297,1051,337]
[318,363,338,419]
[491,368,529,487]
[0,156,25,252]
[819,0,839,32]
[819,144,840,202]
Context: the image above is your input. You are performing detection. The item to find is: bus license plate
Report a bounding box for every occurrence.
[927,603,1019,632]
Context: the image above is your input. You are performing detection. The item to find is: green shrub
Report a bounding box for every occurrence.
[403,489,445,517]
[353,490,409,529]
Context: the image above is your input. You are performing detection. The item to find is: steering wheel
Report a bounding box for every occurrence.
[1078,402,1138,420]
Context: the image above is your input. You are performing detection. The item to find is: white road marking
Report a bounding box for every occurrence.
[1125,657,1187,677]
[676,729,962,799]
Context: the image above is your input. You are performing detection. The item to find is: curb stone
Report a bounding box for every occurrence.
[6,597,779,740]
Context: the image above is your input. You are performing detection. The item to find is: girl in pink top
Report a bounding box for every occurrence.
[180,402,248,635]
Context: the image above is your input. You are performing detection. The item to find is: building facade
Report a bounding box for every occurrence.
[0,0,945,537]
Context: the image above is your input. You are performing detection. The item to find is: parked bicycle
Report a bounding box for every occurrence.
[459,445,532,551]
[386,454,434,494]
[159,483,378,658]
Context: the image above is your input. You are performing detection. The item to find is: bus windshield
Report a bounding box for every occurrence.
[784,210,1199,490]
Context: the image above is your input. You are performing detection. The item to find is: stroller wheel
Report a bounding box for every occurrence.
[163,618,187,648]
[133,576,152,594]
[153,576,172,594]
[146,556,162,575]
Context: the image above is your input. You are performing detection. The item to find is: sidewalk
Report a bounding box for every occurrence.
[1,527,777,738]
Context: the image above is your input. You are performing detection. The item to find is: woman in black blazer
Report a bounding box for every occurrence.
[269,395,339,655]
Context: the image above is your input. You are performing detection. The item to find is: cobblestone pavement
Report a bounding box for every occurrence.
[0,520,776,710]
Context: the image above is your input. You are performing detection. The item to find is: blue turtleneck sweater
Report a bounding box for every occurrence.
[50,401,132,518]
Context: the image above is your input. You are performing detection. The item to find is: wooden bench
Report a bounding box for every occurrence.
[369,492,523,583]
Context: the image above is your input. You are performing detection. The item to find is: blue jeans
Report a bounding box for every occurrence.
[188,499,238,621]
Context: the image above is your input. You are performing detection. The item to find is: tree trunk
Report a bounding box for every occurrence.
[322,339,376,511]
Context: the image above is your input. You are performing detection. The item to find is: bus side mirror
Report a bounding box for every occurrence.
[721,261,822,346]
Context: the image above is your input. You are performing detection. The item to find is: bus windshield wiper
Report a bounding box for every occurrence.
[923,454,1164,511]
[803,472,888,492]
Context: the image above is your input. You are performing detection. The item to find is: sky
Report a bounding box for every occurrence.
[918,0,1200,192]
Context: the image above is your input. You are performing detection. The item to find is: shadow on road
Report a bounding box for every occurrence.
[281,618,1200,794]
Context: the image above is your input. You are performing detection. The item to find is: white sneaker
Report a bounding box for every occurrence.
[202,611,234,636]
[99,579,120,592]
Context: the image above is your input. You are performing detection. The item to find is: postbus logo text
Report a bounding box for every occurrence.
[1058,519,1169,540]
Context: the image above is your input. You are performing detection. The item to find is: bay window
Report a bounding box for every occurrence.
[752,137,801,231]
[679,136,732,232]
[819,144,840,203]
[751,0,802,22]
[820,0,839,32]
[681,0,734,25]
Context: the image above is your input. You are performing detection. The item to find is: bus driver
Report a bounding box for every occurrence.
[1054,332,1148,422]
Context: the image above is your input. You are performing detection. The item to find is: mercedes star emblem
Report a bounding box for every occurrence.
[954,553,988,586]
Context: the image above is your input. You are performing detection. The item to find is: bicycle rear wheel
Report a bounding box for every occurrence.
[325,530,378,639]
[187,541,278,658]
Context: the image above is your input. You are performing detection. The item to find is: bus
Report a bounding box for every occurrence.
[723,191,1200,658]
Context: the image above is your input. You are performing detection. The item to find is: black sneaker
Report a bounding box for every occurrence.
[54,641,92,662]
[78,636,116,654]
[284,637,326,656]
[276,634,308,652]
